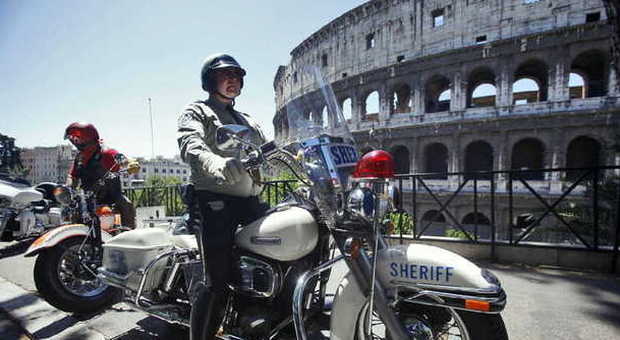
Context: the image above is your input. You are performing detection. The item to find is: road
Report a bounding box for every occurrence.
[1,238,619,339]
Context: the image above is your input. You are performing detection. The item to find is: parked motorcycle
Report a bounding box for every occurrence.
[0,178,64,242]
[38,67,507,339]
[24,157,133,314]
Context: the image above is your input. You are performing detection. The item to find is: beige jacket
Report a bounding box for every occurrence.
[177,97,265,197]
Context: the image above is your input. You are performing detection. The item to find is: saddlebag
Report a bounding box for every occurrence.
[100,228,174,293]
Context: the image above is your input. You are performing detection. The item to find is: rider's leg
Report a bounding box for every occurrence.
[191,192,237,340]
[114,195,136,229]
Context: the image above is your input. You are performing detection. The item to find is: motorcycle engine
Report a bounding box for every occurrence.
[230,256,282,298]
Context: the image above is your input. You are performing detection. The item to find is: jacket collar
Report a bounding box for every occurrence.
[206,95,234,112]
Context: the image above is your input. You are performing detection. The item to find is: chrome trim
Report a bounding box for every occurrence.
[228,256,281,298]
[135,249,176,308]
[293,255,344,340]
[390,280,503,296]
[163,261,182,292]
[393,284,507,314]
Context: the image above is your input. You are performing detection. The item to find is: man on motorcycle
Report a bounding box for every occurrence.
[64,122,139,229]
[177,53,266,340]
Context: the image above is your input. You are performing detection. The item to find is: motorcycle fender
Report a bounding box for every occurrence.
[330,244,502,340]
[24,224,113,257]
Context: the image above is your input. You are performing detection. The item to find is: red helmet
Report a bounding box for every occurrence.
[64,122,100,150]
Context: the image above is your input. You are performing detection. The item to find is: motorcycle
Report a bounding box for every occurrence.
[0,178,64,242]
[65,66,506,339]
[24,156,133,314]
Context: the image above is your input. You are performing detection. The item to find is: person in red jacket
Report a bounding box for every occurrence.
[64,122,138,229]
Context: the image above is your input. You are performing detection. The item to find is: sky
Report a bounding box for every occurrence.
[0,0,366,159]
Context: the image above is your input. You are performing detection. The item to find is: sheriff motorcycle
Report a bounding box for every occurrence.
[0,178,64,242]
[24,156,133,314]
[90,67,508,340]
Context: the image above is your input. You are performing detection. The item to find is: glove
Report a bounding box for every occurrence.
[201,154,244,184]
[127,161,141,175]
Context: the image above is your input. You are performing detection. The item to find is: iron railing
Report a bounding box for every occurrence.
[122,167,619,271]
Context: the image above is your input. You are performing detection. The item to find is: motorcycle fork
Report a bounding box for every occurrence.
[335,234,411,340]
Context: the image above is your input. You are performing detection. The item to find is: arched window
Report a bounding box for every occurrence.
[513,78,541,105]
[464,141,493,179]
[424,143,449,179]
[425,75,451,113]
[391,145,410,174]
[467,68,496,108]
[511,138,545,180]
[391,83,411,114]
[462,212,491,239]
[513,60,549,102]
[341,98,352,121]
[321,106,329,127]
[571,50,608,97]
[566,136,601,181]
[569,73,586,99]
[363,91,380,120]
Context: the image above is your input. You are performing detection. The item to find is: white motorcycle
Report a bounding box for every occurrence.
[40,67,508,339]
[0,178,64,242]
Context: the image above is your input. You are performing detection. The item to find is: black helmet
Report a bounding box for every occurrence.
[200,53,246,92]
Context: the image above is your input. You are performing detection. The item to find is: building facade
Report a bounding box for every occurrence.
[21,145,76,184]
[122,156,191,188]
[272,0,620,243]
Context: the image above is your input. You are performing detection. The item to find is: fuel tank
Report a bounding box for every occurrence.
[235,206,318,262]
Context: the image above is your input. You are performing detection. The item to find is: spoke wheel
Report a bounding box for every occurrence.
[356,300,470,340]
[34,236,121,314]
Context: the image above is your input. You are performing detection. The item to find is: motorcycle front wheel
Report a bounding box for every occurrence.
[34,236,121,314]
[355,299,508,340]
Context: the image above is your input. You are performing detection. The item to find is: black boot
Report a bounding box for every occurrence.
[190,282,228,340]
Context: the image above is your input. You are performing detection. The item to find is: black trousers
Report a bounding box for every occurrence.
[191,191,267,340]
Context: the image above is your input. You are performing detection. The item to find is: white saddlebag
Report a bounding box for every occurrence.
[101,228,174,292]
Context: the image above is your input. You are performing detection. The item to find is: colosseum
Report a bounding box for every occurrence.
[272,0,620,259]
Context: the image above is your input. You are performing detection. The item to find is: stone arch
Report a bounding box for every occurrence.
[513,59,549,103]
[467,67,497,108]
[421,210,446,222]
[321,106,329,127]
[390,83,412,114]
[511,138,545,180]
[571,49,608,97]
[566,136,602,181]
[424,143,449,179]
[464,140,493,179]
[390,145,410,174]
[363,90,380,120]
[461,212,490,226]
[425,75,451,113]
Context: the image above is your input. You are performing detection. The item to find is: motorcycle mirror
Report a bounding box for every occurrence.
[215,124,251,152]
[114,153,127,165]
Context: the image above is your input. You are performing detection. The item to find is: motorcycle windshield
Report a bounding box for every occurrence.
[278,66,358,225]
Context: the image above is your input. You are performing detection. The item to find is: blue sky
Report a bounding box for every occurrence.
[1,0,365,158]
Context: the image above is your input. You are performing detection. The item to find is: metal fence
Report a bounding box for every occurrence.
[123,167,620,270]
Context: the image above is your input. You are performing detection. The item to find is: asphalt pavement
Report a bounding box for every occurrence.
[1,238,619,340]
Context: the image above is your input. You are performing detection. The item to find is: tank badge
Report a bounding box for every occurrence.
[250,236,282,245]
[389,263,454,282]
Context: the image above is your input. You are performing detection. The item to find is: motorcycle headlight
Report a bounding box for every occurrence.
[347,182,400,219]
[53,185,73,206]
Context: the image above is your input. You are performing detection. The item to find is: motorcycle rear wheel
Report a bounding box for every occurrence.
[355,299,508,340]
[34,236,121,314]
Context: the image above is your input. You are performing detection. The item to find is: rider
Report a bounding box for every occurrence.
[177,53,266,340]
[64,122,140,229]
